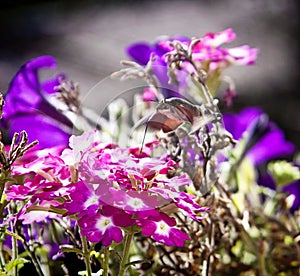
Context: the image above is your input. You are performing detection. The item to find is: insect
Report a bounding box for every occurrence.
[134,97,231,195]
[135,97,216,135]
[134,97,218,162]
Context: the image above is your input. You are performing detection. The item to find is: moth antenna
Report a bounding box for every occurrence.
[139,119,150,157]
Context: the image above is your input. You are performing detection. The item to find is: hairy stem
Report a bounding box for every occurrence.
[103,247,109,276]
[81,234,92,276]
[118,232,134,276]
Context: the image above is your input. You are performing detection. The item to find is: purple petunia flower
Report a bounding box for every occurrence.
[223,107,294,165]
[127,36,189,99]
[223,107,299,210]
[2,56,73,148]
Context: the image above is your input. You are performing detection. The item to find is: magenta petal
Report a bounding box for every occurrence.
[169,228,190,246]
[113,211,135,227]
[141,221,156,236]
[87,232,103,243]
[102,226,123,246]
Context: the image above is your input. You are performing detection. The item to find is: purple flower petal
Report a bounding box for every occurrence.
[41,73,65,94]
[126,43,152,65]
[8,114,71,147]
[282,180,300,212]
[223,107,264,140]
[3,56,56,118]
[223,107,295,165]
[248,128,295,165]
[2,56,72,148]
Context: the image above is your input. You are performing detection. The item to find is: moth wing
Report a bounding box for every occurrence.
[189,114,215,134]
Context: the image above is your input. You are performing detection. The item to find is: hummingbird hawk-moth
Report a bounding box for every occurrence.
[135,97,216,135]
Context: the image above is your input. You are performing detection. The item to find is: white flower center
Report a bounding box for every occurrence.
[155,221,170,236]
[127,198,144,210]
[96,216,113,231]
[84,194,98,209]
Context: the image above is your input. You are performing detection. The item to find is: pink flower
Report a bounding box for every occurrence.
[142,87,157,102]
[227,45,259,65]
[7,130,208,246]
[201,28,237,47]
[78,205,135,246]
[191,29,258,69]
[62,180,109,217]
[140,213,190,246]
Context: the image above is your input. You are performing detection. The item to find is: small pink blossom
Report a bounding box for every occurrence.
[227,45,259,65]
[201,28,237,47]
[140,213,190,246]
[142,87,157,102]
[78,205,135,246]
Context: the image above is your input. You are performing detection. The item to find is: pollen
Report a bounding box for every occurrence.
[159,222,166,230]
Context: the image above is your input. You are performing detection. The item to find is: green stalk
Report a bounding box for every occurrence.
[11,236,18,276]
[258,242,267,276]
[103,247,109,276]
[81,235,92,276]
[118,232,134,276]
[8,206,18,276]
[0,242,5,271]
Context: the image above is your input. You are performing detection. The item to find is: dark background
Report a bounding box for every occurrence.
[0,0,299,149]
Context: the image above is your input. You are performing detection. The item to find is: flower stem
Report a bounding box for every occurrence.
[81,234,92,276]
[103,247,109,276]
[118,232,134,276]
[8,205,18,276]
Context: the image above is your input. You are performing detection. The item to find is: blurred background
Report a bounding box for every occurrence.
[0,0,299,149]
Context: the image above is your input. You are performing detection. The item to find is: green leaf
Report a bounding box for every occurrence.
[232,240,243,257]
[4,230,24,243]
[284,235,294,246]
[59,246,83,255]
[241,251,256,265]
[268,161,300,188]
[5,258,30,273]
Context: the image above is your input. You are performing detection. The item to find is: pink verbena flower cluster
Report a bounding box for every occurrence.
[127,28,258,104]
[6,130,208,247]
[161,28,258,72]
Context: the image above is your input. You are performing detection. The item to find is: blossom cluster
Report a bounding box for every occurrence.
[127,28,258,101]
[5,130,208,247]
